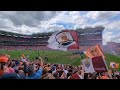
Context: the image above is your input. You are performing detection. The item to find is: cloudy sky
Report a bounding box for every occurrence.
[0,11,120,45]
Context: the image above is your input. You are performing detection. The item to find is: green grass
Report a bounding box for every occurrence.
[0,50,120,70]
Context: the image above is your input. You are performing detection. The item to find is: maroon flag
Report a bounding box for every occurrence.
[92,56,108,72]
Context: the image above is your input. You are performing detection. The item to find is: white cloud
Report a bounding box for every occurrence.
[33,11,86,34]
[102,31,120,45]
[13,25,41,34]
[0,11,17,16]
[105,21,120,30]
[74,11,120,29]
[103,31,113,45]
[91,21,108,27]
[46,24,65,32]
[0,11,62,34]
[53,11,86,24]
[102,20,120,45]
[86,11,120,20]
[112,34,120,43]
[0,17,14,27]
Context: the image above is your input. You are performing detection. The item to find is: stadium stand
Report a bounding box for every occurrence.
[77,26,104,50]
[0,26,104,50]
[0,30,52,50]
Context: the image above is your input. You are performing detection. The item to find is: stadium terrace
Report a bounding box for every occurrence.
[0,26,104,51]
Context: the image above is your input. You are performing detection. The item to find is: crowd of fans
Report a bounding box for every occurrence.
[0,54,120,79]
[0,35,48,43]
[0,35,49,50]
[0,46,51,50]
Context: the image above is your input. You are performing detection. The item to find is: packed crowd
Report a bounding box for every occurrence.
[0,46,51,50]
[0,54,120,79]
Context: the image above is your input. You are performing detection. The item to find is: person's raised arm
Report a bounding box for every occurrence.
[79,64,84,79]
[38,57,43,69]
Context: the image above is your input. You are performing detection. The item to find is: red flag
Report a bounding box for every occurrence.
[92,56,108,72]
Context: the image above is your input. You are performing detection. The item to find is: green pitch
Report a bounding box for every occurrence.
[0,50,120,70]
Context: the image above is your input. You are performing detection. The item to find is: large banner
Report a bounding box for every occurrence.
[82,56,108,73]
[47,30,79,51]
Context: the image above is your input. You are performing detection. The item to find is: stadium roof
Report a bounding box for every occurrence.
[0,30,53,38]
[0,26,105,38]
[0,30,29,36]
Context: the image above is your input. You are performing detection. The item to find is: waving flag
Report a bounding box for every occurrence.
[84,44,105,59]
[110,62,119,69]
[47,30,79,51]
[82,58,95,73]
[82,56,108,73]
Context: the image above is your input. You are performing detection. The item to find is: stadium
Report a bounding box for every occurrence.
[0,26,120,79]
[0,26,104,51]
[0,26,119,64]
[0,30,51,50]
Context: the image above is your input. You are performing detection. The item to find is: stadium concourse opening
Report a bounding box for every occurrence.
[0,26,104,51]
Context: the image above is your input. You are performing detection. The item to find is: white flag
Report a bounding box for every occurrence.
[82,56,108,73]
[82,59,95,73]
[47,31,75,51]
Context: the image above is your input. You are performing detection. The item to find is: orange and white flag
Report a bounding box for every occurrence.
[84,44,105,59]
[109,62,119,69]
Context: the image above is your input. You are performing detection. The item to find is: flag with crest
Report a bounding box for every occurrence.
[47,30,79,51]
[84,44,105,59]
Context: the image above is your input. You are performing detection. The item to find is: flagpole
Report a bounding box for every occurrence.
[68,54,80,65]
[68,57,78,65]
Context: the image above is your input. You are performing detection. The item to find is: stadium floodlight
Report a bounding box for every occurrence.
[79,34,85,35]
[19,36,24,37]
[13,35,18,37]
[1,34,5,35]
[7,35,12,36]
[43,36,47,38]
[33,37,37,38]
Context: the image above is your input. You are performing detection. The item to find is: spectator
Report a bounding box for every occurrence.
[8,60,15,73]
[26,59,43,79]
